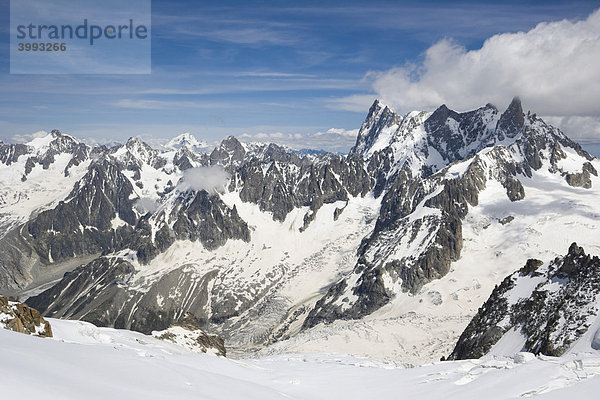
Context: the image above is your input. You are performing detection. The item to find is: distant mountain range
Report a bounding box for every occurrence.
[1,97,599,363]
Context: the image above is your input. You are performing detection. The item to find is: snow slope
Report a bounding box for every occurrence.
[1,319,600,399]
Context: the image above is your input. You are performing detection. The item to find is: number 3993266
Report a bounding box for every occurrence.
[17,42,67,51]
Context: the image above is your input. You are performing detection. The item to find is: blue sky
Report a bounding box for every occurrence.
[1,0,600,153]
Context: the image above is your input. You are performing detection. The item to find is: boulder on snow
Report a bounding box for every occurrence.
[0,296,52,337]
[152,313,226,356]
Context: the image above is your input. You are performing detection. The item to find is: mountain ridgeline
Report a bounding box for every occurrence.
[0,98,598,355]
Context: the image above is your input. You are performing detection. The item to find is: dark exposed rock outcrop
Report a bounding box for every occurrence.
[449,243,600,360]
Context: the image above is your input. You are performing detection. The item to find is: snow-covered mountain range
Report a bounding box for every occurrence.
[1,97,599,364]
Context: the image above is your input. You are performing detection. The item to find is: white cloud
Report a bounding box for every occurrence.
[177,166,230,194]
[365,9,600,117]
[134,198,160,215]
[315,128,359,137]
[10,130,48,143]
[240,128,359,153]
[112,99,239,110]
[324,9,600,144]
[543,116,600,143]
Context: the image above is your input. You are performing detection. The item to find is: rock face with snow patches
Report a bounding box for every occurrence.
[0,98,598,360]
[303,97,596,328]
[449,243,600,360]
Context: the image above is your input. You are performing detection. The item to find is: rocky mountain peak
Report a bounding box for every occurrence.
[125,136,151,151]
[116,137,163,169]
[424,104,459,134]
[46,129,77,143]
[350,97,538,170]
[12,129,90,178]
[424,102,501,164]
[220,135,244,151]
[495,97,525,140]
[350,99,403,157]
[173,145,206,170]
[363,99,385,121]
[557,242,590,279]
[50,129,64,138]
[568,241,585,257]
[210,135,246,167]
[427,104,459,125]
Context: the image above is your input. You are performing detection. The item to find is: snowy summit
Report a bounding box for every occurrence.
[165,133,210,152]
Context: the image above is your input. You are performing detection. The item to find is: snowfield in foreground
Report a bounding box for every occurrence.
[1,319,599,399]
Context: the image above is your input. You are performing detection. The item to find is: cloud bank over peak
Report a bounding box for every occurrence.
[327,9,600,144]
[369,9,600,117]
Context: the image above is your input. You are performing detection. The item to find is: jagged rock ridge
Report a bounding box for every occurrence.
[449,243,600,360]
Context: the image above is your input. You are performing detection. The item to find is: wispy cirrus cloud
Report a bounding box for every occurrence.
[200,27,298,45]
[326,94,376,112]
[112,99,240,110]
[232,71,317,78]
[137,77,363,96]
[153,12,302,46]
